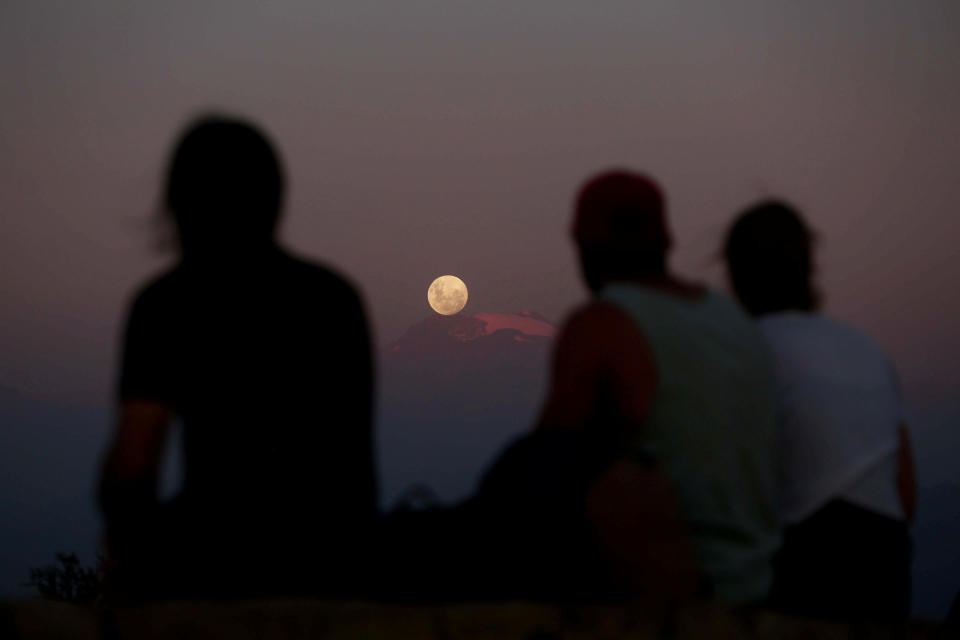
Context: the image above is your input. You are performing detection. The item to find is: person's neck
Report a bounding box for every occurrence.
[181,242,282,270]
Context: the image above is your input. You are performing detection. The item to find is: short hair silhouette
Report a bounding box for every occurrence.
[723,200,818,316]
[571,171,672,290]
[165,115,285,257]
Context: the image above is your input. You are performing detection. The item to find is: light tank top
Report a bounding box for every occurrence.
[757,313,904,523]
[601,284,781,605]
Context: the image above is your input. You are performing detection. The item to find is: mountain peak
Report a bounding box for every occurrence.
[471,312,556,339]
[384,311,557,368]
[388,311,556,350]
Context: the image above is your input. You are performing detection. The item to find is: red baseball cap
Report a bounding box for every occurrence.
[572,170,670,250]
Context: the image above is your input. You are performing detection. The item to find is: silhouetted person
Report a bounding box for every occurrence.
[723,201,916,622]
[98,115,376,600]
[524,171,781,605]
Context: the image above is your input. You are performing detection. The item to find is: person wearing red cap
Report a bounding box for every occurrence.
[534,170,781,605]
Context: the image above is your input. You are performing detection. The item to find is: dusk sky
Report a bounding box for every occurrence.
[2,0,960,614]
[3,0,959,407]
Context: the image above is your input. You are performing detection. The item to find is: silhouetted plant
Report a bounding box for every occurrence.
[23,552,101,605]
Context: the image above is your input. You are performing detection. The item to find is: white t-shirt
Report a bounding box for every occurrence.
[758,313,905,524]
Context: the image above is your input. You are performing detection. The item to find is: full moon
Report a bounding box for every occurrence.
[427,275,468,315]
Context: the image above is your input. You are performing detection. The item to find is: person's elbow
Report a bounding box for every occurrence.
[98,400,170,514]
[897,423,917,524]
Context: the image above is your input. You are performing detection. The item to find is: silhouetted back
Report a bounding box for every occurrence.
[115,116,375,596]
[121,253,376,520]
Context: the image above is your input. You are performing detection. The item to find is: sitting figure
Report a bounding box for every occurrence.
[723,201,916,622]
[525,171,781,605]
[98,115,377,600]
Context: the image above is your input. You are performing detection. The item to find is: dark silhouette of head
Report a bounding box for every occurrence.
[571,170,672,292]
[165,115,285,260]
[723,200,819,316]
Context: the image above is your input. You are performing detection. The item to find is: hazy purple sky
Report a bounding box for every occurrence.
[2,1,959,406]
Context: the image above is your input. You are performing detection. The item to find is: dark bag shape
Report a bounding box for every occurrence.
[374,429,619,602]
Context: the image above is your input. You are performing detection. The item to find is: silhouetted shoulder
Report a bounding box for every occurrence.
[759,313,890,365]
[118,267,187,402]
[554,300,655,379]
[282,253,360,292]
[123,265,188,319]
[276,251,374,344]
[538,299,656,432]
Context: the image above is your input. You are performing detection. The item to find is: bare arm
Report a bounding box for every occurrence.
[98,399,171,521]
[540,304,694,596]
[897,423,917,524]
[888,364,916,524]
[350,291,378,515]
[536,302,656,437]
[534,307,603,431]
[586,457,699,598]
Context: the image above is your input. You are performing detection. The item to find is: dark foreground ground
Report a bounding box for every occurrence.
[0,599,945,640]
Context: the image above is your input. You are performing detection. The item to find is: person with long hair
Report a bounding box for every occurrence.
[723,201,916,622]
[98,115,377,600]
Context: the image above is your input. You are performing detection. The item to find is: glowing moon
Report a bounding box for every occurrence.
[427,275,468,315]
